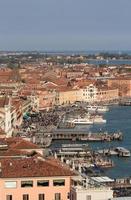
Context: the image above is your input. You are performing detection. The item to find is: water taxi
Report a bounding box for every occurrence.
[87,105,109,113]
[115,147,131,157]
[92,115,106,124]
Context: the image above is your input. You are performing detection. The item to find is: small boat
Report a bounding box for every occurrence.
[92,115,106,124]
[87,105,109,113]
[115,147,130,157]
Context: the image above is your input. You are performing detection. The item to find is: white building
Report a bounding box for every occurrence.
[29,94,39,112]
[71,186,113,200]
[0,96,12,136]
[0,96,26,137]
[71,176,113,200]
[79,83,119,103]
[80,84,98,102]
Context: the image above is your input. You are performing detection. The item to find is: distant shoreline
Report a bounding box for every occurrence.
[0,50,131,55]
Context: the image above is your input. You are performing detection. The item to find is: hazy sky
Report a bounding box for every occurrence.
[0,0,131,51]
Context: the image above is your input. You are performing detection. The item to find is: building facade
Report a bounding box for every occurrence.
[80,84,119,103]
[108,78,131,97]
[80,84,98,102]
[71,186,113,200]
[0,157,74,200]
[55,89,78,105]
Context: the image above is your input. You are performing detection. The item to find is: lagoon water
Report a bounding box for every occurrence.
[87,59,131,66]
[51,106,131,178]
[90,105,131,178]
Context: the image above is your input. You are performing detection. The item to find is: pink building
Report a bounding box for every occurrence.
[0,157,74,200]
[38,89,56,110]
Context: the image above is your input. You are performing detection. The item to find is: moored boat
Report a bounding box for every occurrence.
[87,105,109,113]
[92,115,106,124]
[66,118,93,125]
[115,147,131,157]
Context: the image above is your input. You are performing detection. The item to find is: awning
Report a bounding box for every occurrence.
[91,176,114,183]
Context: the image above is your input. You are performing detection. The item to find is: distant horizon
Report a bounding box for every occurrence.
[0,49,131,54]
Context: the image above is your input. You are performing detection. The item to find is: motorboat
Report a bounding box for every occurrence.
[115,147,130,157]
[71,118,93,125]
[92,115,106,124]
[87,105,109,113]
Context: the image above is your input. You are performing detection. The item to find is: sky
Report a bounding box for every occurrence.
[0,0,131,51]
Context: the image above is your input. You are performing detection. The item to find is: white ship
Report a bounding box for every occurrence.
[66,113,106,125]
[72,118,93,125]
[92,115,106,124]
[115,147,131,157]
[87,105,109,113]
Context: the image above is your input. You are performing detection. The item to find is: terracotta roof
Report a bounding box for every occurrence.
[0,149,29,157]
[43,82,58,89]
[0,137,43,159]
[53,78,68,86]
[0,96,9,107]
[57,86,77,92]
[74,80,95,88]
[10,139,40,150]
[0,157,75,178]
[0,111,5,115]
[0,128,6,136]
[4,137,40,150]
[108,77,131,80]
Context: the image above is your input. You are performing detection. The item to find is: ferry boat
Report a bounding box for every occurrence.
[66,114,106,125]
[87,105,109,113]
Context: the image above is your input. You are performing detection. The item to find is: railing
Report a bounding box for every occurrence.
[72,185,111,191]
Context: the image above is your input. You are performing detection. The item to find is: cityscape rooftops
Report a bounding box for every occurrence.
[0,96,9,108]
[0,157,75,178]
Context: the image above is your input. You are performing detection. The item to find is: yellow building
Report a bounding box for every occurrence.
[56,88,79,105]
[97,87,119,102]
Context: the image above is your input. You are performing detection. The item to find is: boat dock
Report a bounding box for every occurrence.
[97,147,130,157]
[52,144,114,170]
[50,130,123,142]
[119,98,131,106]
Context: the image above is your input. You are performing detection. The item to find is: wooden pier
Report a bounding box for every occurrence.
[50,130,123,142]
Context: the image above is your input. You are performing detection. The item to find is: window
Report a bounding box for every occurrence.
[86,195,91,200]
[23,194,29,200]
[21,181,33,188]
[5,181,17,188]
[53,179,65,186]
[39,194,45,200]
[67,192,70,199]
[37,180,49,187]
[6,195,12,200]
[55,193,61,200]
